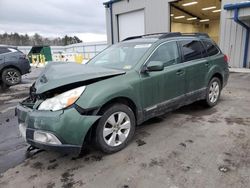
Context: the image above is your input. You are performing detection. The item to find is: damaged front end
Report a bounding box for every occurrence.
[16,63,126,154]
[17,87,101,154]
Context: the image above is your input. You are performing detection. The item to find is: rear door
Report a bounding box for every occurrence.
[140,41,185,116]
[179,39,208,96]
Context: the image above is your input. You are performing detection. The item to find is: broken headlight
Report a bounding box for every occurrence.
[38,86,86,111]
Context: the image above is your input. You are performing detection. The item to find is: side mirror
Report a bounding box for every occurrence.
[145,61,164,72]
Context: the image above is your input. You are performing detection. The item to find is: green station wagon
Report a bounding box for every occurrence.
[17,33,229,154]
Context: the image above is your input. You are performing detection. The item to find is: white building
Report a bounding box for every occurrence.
[104,0,250,68]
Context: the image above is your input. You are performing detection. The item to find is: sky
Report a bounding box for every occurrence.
[0,0,107,42]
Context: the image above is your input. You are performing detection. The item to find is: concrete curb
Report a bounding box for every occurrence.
[229,68,250,73]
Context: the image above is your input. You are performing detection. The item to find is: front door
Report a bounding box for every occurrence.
[140,41,185,119]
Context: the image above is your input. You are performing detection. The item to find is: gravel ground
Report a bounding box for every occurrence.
[0,71,250,188]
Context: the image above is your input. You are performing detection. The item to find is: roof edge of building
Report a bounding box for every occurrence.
[224,1,250,10]
[103,0,124,6]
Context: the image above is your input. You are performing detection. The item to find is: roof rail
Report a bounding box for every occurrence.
[122,35,142,41]
[122,32,210,41]
[122,32,181,41]
[158,32,181,39]
[181,33,210,38]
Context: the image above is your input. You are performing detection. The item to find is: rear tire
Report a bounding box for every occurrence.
[95,104,136,154]
[204,77,221,107]
[1,68,21,86]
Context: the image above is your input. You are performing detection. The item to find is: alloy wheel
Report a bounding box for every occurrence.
[5,71,20,84]
[209,81,220,103]
[103,112,131,147]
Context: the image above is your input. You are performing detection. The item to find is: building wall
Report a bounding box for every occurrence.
[105,0,176,44]
[171,22,200,33]
[171,20,220,43]
[201,20,220,44]
[105,0,250,68]
[220,0,250,68]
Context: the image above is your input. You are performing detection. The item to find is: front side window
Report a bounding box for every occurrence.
[180,40,205,62]
[88,42,152,70]
[148,41,180,67]
[202,40,220,56]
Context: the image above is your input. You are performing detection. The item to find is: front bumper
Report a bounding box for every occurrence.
[16,104,101,154]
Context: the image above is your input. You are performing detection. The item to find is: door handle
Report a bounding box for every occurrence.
[205,62,210,67]
[176,69,184,75]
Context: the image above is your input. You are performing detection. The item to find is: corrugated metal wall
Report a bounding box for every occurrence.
[220,0,250,68]
[106,0,176,44]
[106,0,250,68]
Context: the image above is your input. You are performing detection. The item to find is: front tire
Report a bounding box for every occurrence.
[204,77,221,107]
[95,104,136,154]
[1,68,21,86]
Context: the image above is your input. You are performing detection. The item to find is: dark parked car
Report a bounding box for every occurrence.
[0,46,30,89]
[17,33,229,154]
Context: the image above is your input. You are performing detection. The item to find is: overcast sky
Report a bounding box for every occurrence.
[0,0,107,42]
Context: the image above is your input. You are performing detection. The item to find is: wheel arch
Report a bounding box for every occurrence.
[210,72,223,86]
[82,96,141,146]
[0,65,22,78]
[97,96,137,117]
[206,65,224,87]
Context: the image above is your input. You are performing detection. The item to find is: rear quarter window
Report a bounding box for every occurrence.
[202,40,220,56]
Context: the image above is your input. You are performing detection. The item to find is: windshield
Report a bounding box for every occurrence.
[88,42,152,70]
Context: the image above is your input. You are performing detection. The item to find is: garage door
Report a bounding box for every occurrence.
[118,10,145,41]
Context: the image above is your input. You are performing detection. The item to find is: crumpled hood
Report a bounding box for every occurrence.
[35,62,125,94]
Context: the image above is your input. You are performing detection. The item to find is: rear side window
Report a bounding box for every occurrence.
[148,41,181,67]
[0,47,11,54]
[180,40,205,62]
[202,40,220,56]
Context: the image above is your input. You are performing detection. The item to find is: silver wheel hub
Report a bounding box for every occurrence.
[103,112,131,147]
[209,81,220,103]
[6,71,20,84]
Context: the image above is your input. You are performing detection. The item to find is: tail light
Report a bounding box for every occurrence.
[224,54,229,63]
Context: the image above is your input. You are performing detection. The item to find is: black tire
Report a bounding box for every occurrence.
[204,77,221,107]
[95,104,136,154]
[1,68,21,86]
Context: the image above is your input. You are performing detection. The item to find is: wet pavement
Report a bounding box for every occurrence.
[0,72,250,188]
[0,67,43,174]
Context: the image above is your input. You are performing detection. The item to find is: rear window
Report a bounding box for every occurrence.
[180,40,205,62]
[202,40,220,56]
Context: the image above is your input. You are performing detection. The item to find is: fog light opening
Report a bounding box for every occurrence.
[34,131,62,145]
